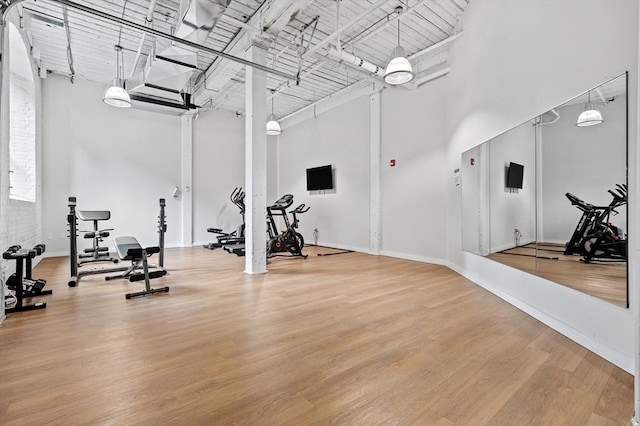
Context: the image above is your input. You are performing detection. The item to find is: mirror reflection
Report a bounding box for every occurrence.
[462,73,627,307]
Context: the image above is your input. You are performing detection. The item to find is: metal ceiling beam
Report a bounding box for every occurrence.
[303,0,394,59]
[5,0,298,82]
[61,4,75,81]
[195,0,317,103]
[342,0,431,48]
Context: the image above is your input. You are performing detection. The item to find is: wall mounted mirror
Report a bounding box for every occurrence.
[462,72,628,307]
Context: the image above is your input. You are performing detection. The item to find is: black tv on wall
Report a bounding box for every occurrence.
[506,162,524,189]
[306,165,333,191]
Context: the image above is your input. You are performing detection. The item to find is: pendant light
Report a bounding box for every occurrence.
[576,91,603,127]
[103,45,131,108]
[266,89,281,135]
[384,7,414,85]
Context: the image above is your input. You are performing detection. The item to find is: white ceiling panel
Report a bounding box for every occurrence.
[5,0,470,116]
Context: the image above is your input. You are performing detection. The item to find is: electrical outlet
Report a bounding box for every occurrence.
[47,233,53,240]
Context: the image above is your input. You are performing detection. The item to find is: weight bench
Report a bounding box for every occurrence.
[106,236,169,299]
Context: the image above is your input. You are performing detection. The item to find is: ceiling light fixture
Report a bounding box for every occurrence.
[266,89,281,136]
[576,91,603,127]
[384,7,414,85]
[103,45,131,108]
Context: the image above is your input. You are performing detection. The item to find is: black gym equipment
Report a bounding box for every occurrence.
[205,187,246,253]
[564,184,627,263]
[77,210,119,265]
[3,244,50,313]
[157,198,167,270]
[266,194,310,258]
[68,197,167,287]
[106,236,169,299]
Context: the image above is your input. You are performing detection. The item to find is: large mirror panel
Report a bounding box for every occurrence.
[462,73,628,307]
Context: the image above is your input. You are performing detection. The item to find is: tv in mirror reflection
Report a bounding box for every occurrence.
[506,162,524,189]
[306,165,333,191]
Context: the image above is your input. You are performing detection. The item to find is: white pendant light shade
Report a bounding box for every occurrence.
[103,45,131,108]
[266,114,281,135]
[384,45,414,85]
[103,77,131,108]
[266,88,281,135]
[576,91,603,127]
[576,103,603,127]
[384,10,414,86]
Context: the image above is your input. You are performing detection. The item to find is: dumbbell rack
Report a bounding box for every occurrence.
[3,244,50,314]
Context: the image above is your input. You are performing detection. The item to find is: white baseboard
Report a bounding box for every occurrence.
[491,238,536,253]
[379,250,451,267]
[313,241,368,254]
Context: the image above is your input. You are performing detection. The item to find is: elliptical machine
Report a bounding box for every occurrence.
[564,184,627,263]
[266,194,310,258]
[205,187,246,252]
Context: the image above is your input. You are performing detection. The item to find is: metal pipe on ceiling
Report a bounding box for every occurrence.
[327,47,384,78]
[2,0,298,82]
[128,0,158,78]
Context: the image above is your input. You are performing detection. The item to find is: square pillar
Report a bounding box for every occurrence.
[244,44,268,274]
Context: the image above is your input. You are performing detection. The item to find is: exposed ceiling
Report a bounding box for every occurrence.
[7,0,470,118]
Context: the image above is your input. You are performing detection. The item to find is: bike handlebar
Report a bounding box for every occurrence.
[290,204,310,214]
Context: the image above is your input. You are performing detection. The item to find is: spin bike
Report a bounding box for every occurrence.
[564,184,627,263]
[266,194,310,258]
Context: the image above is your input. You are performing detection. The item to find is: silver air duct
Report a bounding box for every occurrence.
[128,0,231,108]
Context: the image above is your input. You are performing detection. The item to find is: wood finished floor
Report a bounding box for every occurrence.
[488,243,626,307]
[0,246,633,425]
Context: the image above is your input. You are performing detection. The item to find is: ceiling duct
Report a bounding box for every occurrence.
[129,92,198,116]
[538,109,561,125]
[128,0,231,108]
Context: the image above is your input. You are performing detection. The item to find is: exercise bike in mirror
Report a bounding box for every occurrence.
[462,72,628,307]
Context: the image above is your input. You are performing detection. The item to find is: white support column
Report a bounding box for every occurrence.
[369,89,381,254]
[245,44,268,274]
[0,15,7,323]
[627,5,640,426]
[633,4,640,425]
[180,114,193,247]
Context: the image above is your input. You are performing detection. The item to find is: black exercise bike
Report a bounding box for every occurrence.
[266,194,310,258]
[564,184,627,263]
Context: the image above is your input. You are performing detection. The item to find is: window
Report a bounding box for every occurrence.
[9,23,36,202]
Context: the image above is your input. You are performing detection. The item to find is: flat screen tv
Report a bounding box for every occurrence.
[506,162,524,189]
[306,165,333,191]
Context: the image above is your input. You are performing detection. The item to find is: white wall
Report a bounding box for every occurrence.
[461,145,482,254]
[276,95,371,251]
[379,77,448,262]
[488,121,536,251]
[42,75,182,255]
[541,99,627,243]
[0,14,42,321]
[445,0,638,372]
[192,109,244,246]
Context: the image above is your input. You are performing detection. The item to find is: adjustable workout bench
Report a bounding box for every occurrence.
[77,210,118,265]
[106,236,169,299]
